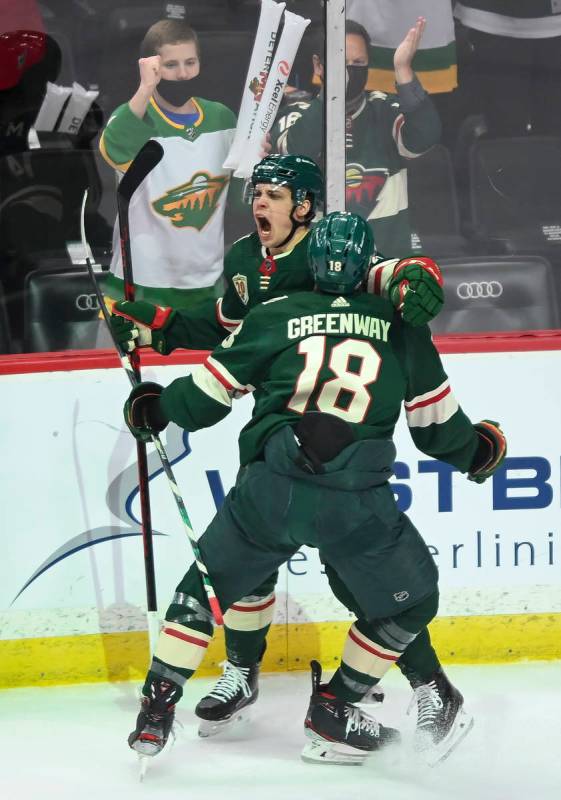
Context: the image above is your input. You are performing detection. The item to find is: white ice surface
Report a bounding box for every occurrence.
[1,662,560,800]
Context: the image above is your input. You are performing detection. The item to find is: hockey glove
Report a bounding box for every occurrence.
[388,257,444,326]
[124,381,169,443]
[468,420,507,483]
[111,300,174,353]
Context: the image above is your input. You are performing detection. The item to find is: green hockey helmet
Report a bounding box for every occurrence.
[308,212,374,295]
[247,154,324,217]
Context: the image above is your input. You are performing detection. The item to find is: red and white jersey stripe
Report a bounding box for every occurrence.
[365,257,399,297]
[204,355,255,397]
[393,113,422,159]
[215,297,242,332]
[192,364,231,406]
[404,379,459,428]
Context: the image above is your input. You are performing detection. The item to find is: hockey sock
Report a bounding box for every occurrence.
[143,658,188,698]
[396,627,441,685]
[326,593,439,702]
[140,580,217,697]
[222,591,275,666]
[325,618,405,702]
[326,661,380,703]
[223,626,271,667]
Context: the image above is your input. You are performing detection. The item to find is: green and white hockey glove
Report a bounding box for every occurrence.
[468,420,507,483]
[111,300,175,353]
[123,381,168,443]
[388,256,444,326]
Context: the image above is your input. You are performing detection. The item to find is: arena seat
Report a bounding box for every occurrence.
[429,255,560,334]
[24,268,112,352]
[0,147,111,344]
[407,144,470,258]
[468,136,561,263]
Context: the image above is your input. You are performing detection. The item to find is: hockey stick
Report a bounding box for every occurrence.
[117,143,223,626]
[80,189,224,629]
[117,141,163,652]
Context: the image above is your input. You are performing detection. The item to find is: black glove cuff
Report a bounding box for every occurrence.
[144,395,169,432]
[469,427,495,475]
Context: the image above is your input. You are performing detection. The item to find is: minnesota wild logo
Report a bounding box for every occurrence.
[152,171,229,230]
[232,273,249,305]
[249,72,267,101]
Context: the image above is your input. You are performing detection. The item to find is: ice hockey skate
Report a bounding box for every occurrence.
[408,667,474,766]
[301,661,401,765]
[195,659,261,737]
[128,678,180,778]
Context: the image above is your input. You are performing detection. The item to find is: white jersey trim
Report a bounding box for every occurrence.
[366,258,399,297]
[205,356,255,395]
[192,365,231,407]
[216,297,242,331]
[405,379,459,428]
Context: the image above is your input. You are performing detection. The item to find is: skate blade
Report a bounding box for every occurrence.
[301,736,369,766]
[130,738,162,757]
[138,755,149,782]
[198,708,251,738]
[419,709,475,767]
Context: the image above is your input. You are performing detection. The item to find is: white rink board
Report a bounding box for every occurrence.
[2,349,561,638]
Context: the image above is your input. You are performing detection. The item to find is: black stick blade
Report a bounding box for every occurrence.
[117,140,164,204]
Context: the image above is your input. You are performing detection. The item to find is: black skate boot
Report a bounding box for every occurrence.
[408,667,474,766]
[128,678,180,758]
[302,660,401,765]
[195,658,261,738]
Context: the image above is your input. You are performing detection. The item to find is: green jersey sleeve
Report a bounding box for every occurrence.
[99,103,156,170]
[160,300,228,353]
[400,324,478,471]
[159,304,272,431]
[218,238,255,326]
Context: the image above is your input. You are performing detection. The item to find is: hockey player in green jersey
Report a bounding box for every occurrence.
[110,154,461,755]
[122,211,506,766]
[109,153,455,742]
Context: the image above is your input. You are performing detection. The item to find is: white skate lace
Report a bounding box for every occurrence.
[344,705,380,739]
[407,681,443,728]
[207,660,252,702]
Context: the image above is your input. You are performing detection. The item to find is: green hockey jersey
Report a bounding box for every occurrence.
[99,97,236,291]
[160,289,478,468]
[159,229,404,352]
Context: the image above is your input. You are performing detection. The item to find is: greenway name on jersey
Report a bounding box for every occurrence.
[287,310,391,341]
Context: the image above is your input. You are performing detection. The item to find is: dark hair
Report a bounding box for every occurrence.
[316,19,371,66]
[140,19,200,58]
[345,19,371,51]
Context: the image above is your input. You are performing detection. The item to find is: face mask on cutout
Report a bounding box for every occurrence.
[345,65,368,102]
[156,74,204,107]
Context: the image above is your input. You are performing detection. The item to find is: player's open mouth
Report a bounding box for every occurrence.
[256,215,272,237]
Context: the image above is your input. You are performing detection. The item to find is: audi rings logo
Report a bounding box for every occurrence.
[456,281,503,300]
[75,293,100,311]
